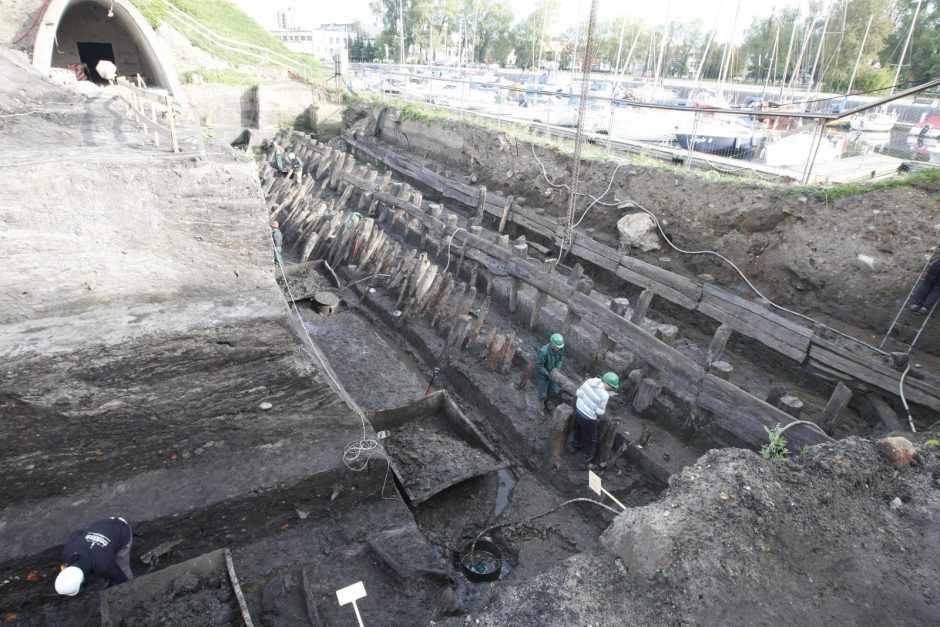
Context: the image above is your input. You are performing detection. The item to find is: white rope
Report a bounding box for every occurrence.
[273,205,397,499]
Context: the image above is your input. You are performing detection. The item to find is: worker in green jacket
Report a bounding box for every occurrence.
[535,333,565,412]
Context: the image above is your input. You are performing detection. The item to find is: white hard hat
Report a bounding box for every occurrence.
[288,152,296,159]
[55,566,84,596]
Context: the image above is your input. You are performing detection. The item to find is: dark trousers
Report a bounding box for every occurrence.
[572,410,599,464]
[912,262,940,308]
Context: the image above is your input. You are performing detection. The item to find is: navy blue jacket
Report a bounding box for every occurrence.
[61,518,131,584]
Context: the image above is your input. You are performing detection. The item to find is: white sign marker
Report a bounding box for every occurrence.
[336,581,367,627]
[588,470,627,511]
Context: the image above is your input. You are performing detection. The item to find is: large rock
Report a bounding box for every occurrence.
[617,212,660,252]
[877,436,916,468]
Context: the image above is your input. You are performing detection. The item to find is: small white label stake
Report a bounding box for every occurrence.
[336,581,367,627]
[588,470,626,511]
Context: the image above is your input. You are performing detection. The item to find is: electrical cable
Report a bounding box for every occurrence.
[899,364,917,433]
[442,227,467,274]
[529,143,894,355]
[272,200,397,500]
[775,419,833,440]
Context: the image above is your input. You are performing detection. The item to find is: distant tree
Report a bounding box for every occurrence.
[881,0,940,86]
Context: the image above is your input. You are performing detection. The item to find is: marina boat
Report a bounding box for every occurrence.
[906,134,940,157]
[605,107,682,142]
[762,132,844,168]
[849,109,899,132]
[909,115,940,139]
[674,115,764,158]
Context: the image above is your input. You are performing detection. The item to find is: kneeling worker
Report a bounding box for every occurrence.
[55,516,134,597]
[535,333,565,412]
[570,372,619,470]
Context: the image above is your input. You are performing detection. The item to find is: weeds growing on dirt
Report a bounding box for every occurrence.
[760,425,790,460]
[785,167,940,201]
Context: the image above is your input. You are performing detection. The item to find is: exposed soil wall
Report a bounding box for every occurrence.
[345,102,940,351]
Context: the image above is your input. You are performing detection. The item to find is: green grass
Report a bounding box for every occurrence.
[132,0,327,81]
[180,68,255,85]
[351,95,940,197]
[785,167,940,200]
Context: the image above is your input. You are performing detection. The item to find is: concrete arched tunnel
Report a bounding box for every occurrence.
[30,0,180,94]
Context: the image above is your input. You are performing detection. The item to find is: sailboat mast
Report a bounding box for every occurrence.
[804,0,834,104]
[779,10,798,99]
[653,0,672,87]
[763,25,780,99]
[892,0,922,94]
[846,14,873,99]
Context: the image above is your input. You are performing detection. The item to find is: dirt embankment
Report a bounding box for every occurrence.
[345,103,940,350]
[445,432,940,626]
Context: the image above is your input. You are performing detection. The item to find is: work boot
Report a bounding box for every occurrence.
[578,462,595,471]
[915,305,930,315]
[543,399,552,413]
[909,303,922,312]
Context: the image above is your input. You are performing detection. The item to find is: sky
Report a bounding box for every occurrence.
[234,0,803,41]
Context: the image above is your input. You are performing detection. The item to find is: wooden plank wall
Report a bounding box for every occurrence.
[263,131,835,449]
[337,130,940,414]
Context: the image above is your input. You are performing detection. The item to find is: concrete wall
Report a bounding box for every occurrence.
[52,1,154,81]
[257,81,316,130]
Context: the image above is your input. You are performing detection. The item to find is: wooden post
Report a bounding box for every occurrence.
[545,403,574,467]
[527,259,555,330]
[149,102,159,145]
[590,297,629,374]
[474,186,487,225]
[441,315,472,365]
[593,418,621,466]
[500,334,517,374]
[480,328,498,358]
[567,263,585,285]
[632,378,662,413]
[705,324,733,368]
[498,195,514,233]
[435,283,464,328]
[708,361,733,380]
[820,381,852,435]
[777,394,804,418]
[509,238,528,314]
[486,334,507,370]
[654,324,678,346]
[465,295,491,349]
[630,288,654,325]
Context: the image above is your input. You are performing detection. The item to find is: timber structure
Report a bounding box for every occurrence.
[259,129,938,452]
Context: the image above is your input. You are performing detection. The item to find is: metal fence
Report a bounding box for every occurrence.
[346,65,940,185]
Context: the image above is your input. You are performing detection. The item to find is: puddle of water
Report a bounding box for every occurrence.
[493,468,517,518]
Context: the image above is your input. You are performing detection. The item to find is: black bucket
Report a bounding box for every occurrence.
[459,537,503,583]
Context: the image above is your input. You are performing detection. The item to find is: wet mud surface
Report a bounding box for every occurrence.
[301,307,429,411]
[117,573,236,626]
[383,414,505,503]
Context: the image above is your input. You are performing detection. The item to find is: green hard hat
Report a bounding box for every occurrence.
[550,333,564,348]
[602,372,620,389]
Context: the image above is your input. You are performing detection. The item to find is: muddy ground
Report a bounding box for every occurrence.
[443,432,940,626]
[345,102,940,356]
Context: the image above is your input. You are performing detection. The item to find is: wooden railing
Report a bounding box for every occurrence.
[115,77,181,153]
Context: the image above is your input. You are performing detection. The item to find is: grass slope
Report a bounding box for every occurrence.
[132,0,326,82]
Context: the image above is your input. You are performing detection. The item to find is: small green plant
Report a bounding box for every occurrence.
[800,445,810,457]
[759,424,790,460]
[925,439,940,447]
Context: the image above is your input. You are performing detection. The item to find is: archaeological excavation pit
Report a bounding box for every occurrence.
[2,34,938,623]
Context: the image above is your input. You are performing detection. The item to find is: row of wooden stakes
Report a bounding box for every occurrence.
[261,132,522,376]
